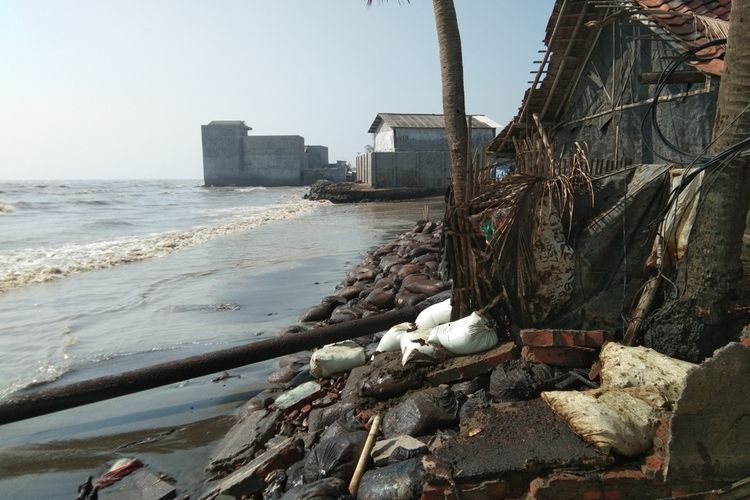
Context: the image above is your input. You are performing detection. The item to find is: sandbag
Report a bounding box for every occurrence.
[310,341,366,379]
[489,359,561,401]
[414,298,452,329]
[599,343,696,404]
[356,458,424,500]
[382,388,458,438]
[542,386,668,456]
[281,477,351,500]
[303,431,368,484]
[376,323,414,353]
[427,312,498,355]
[400,327,438,366]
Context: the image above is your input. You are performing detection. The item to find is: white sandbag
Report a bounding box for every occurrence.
[599,343,696,404]
[310,341,366,378]
[542,386,668,456]
[376,322,415,353]
[400,327,438,366]
[415,298,453,328]
[427,312,498,355]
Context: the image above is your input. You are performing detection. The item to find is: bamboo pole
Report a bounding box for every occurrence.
[348,413,382,496]
[0,302,440,425]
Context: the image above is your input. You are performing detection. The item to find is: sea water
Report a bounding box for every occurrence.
[0,179,444,498]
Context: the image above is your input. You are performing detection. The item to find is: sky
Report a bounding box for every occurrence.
[0,0,555,180]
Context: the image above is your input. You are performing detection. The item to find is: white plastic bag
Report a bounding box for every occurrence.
[400,327,438,365]
[310,341,366,378]
[427,312,497,355]
[376,322,414,353]
[415,299,452,329]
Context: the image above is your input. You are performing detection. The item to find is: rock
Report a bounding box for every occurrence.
[665,343,750,482]
[356,457,424,500]
[307,400,359,433]
[262,469,286,500]
[102,470,176,500]
[361,367,423,400]
[204,437,304,498]
[382,388,458,438]
[273,381,323,411]
[371,435,429,466]
[268,364,303,384]
[285,368,314,389]
[207,409,282,474]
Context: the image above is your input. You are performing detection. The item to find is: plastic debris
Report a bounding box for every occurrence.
[95,458,144,488]
[303,431,368,484]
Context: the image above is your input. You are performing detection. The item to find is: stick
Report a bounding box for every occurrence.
[623,275,660,346]
[349,413,382,497]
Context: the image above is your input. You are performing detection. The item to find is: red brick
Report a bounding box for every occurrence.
[603,491,622,500]
[522,345,597,368]
[521,329,606,348]
[583,490,604,499]
[601,468,646,483]
[741,337,750,348]
[426,342,517,384]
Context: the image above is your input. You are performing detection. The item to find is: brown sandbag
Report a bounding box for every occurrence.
[408,245,439,259]
[299,296,346,322]
[412,254,437,265]
[397,263,422,280]
[363,286,396,311]
[395,289,428,308]
[329,304,364,324]
[404,279,449,296]
[401,274,430,288]
[334,285,363,300]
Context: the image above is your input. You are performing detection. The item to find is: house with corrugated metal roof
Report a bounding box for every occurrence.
[356,113,499,189]
[487,0,729,173]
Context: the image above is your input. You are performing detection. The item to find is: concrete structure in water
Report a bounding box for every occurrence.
[201,121,345,186]
[355,113,499,189]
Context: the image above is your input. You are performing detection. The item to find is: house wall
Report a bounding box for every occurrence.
[394,127,495,153]
[202,123,248,186]
[554,21,718,165]
[356,151,450,189]
[305,145,329,170]
[242,135,305,186]
[373,123,395,152]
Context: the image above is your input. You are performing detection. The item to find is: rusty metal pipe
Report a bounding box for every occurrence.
[0,304,432,425]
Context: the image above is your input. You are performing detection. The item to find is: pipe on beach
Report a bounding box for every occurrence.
[0,303,436,425]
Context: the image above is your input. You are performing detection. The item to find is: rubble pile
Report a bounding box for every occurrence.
[81,220,750,500]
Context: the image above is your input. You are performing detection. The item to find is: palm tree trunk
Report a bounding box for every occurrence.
[432,0,473,319]
[432,0,468,206]
[682,0,750,314]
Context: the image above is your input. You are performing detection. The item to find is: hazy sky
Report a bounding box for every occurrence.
[0,0,555,180]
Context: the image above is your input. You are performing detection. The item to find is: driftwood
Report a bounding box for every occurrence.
[0,303,439,425]
[348,413,382,496]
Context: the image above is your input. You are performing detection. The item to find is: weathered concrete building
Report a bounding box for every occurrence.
[202,121,342,186]
[356,113,498,188]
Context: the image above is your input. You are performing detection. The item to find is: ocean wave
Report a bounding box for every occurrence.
[0,198,315,293]
[233,187,268,193]
[0,361,67,400]
[0,202,15,214]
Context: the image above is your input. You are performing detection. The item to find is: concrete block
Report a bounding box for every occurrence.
[272,381,323,411]
[207,409,281,473]
[371,435,430,466]
[665,343,750,482]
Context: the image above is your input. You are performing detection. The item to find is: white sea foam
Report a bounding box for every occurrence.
[0,198,315,293]
[0,201,15,214]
